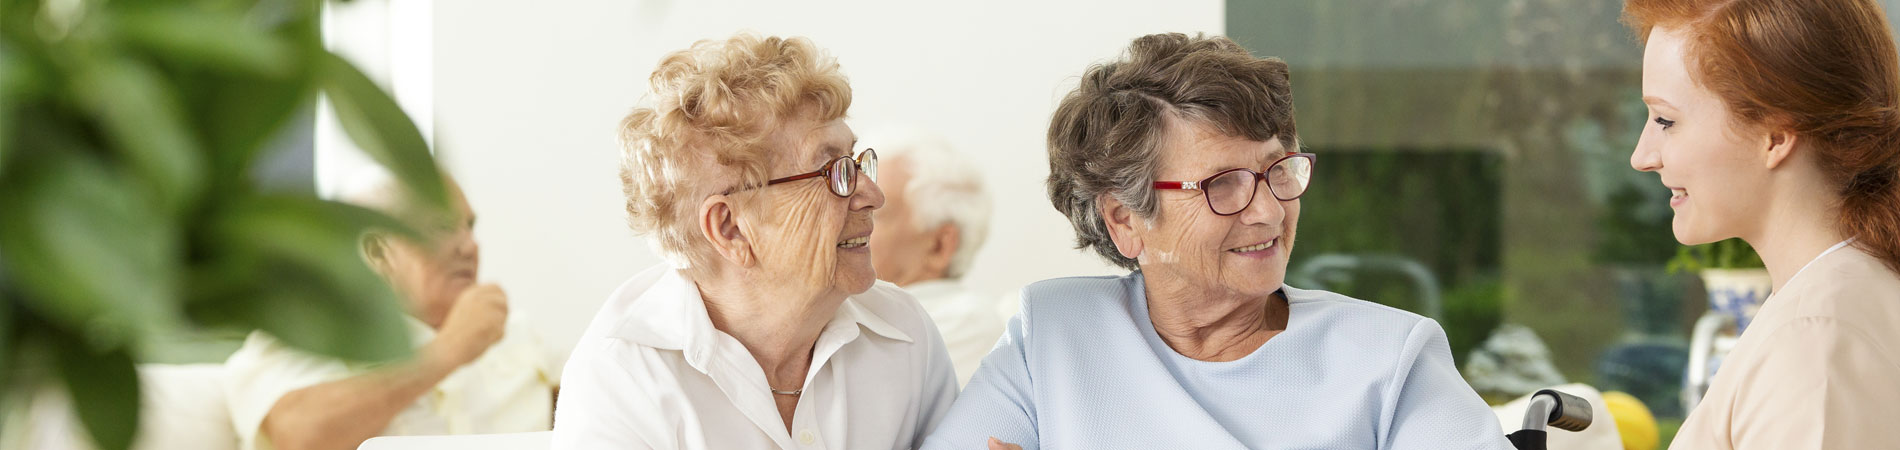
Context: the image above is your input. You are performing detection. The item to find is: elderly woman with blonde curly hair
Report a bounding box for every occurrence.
[550,33,958,449]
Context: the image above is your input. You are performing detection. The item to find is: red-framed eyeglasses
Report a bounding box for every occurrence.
[1152,152,1315,216]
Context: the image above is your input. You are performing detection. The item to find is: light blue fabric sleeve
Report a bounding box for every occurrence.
[919,312,1039,450]
[1380,319,1514,450]
[910,303,965,449]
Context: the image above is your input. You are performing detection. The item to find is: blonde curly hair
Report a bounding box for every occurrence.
[618,33,852,273]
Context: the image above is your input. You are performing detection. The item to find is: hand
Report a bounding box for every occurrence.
[429,283,509,367]
[987,437,1022,450]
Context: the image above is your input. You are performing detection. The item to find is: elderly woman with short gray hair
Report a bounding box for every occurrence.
[921,33,1509,449]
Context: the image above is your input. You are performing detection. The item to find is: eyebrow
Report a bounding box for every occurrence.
[1642,96,1677,109]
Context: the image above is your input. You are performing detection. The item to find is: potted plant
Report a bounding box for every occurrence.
[0,0,444,449]
[1667,238,1769,331]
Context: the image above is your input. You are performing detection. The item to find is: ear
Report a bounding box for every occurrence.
[699,194,756,268]
[922,222,961,279]
[1763,126,1802,170]
[1097,193,1144,260]
[360,232,394,275]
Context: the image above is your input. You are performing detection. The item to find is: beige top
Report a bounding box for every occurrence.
[1671,242,1900,449]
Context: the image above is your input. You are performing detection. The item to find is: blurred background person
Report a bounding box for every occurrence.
[550,34,957,449]
[865,127,1001,386]
[222,173,559,450]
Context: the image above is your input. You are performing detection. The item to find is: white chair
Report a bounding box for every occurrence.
[357,431,551,450]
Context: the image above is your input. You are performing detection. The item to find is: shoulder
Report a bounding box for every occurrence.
[1016,273,1139,319]
[222,331,355,384]
[1279,286,1453,371]
[1777,247,1900,338]
[1282,285,1436,335]
[1020,273,1137,304]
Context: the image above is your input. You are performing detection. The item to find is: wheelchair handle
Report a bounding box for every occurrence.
[1523,389,1592,432]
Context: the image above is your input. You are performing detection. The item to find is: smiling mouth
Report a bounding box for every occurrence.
[1228,239,1278,253]
[837,236,869,249]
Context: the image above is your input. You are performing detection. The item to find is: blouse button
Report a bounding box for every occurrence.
[798,429,816,445]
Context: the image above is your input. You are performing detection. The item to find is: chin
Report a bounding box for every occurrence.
[833,267,878,296]
[1671,216,1723,246]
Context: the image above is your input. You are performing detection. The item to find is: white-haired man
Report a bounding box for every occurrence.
[865,130,1000,386]
[222,173,559,450]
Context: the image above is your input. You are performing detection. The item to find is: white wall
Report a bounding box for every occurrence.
[431,0,1225,357]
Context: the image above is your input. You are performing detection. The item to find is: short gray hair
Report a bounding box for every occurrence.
[872,128,992,279]
[1045,33,1298,270]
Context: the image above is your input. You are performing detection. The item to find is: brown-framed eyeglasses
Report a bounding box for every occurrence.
[1152,152,1315,216]
[726,149,878,197]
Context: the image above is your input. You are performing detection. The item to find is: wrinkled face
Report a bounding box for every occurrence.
[1633,27,1772,245]
[1137,115,1299,298]
[737,113,883,301]
[867,155,936,286]
[375,183,480,328]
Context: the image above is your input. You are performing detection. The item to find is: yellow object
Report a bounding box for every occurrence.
[1602,391,1659,450]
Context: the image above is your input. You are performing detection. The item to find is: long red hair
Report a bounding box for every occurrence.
[1625,0,1900,274]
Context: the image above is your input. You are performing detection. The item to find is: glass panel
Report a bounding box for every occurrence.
[1218,1,1830,443]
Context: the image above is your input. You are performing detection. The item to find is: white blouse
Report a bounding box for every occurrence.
[551,265,959,450]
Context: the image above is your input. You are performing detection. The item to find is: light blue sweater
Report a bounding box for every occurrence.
[921,272,1511,449]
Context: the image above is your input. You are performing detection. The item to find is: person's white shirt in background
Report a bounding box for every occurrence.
[551,265,959,450]
[223,316,557,450]
[905,279,1004,386]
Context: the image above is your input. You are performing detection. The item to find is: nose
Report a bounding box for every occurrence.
[851,175,886,212]
[448,226,479,260]
[1631,133,1663,173]
[1237,176,1288,225]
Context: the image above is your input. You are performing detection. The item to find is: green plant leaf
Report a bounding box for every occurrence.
[0,152,178,349]
[181,2,320,181]
[0,42,15,174]
[0,290,13,385]
[190,71,315,180]
[317,51,446,210]
[114,8,293,77]
[54,338,140,450]
[190,195,413,362]
[71,55,206,214]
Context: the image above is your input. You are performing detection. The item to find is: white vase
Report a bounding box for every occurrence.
[1700,268,1772,332]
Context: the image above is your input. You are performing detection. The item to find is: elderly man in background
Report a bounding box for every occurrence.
[222,173,559,450]
[865,129,1000,386]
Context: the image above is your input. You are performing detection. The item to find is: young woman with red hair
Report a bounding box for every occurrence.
[1625,0,1900,447]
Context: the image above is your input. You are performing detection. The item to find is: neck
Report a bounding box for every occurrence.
[1143,273,1288,362]
[695,269,841,389]
[1748,184,1847,292]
